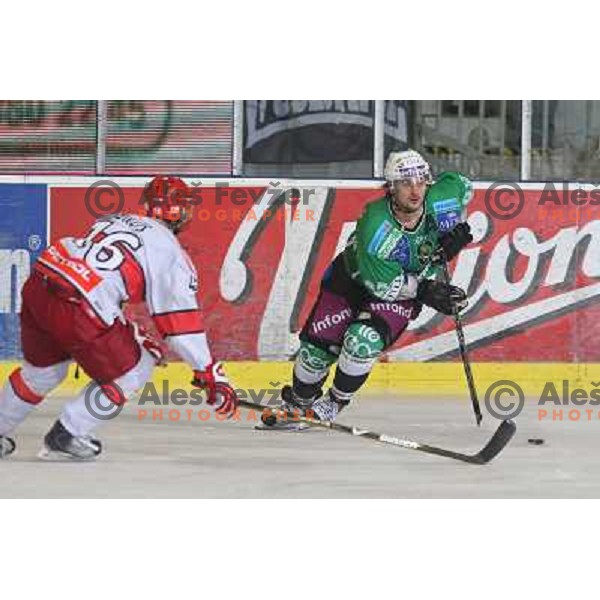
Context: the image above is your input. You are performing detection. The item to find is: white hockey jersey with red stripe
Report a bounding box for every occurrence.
[36,214,212,370]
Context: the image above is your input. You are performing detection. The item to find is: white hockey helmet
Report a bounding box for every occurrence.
[384,150,432,187]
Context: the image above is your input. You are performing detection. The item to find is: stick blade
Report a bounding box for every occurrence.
[471,419,517,464]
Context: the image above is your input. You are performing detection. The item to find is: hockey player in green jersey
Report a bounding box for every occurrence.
[260,149,473,429]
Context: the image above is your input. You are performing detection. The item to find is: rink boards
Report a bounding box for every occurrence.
[2,176,600,368]
[0,360,594,398]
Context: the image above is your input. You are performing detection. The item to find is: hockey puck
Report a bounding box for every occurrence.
[261,412,277,427]
[528,438,545,445]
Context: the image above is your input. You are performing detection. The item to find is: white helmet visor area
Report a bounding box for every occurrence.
[393,165,431,185]
[385,150,432,186]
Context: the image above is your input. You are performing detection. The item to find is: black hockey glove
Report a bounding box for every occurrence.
[410,300,423,320]
[416,279,467,316]
[438,222,473,262]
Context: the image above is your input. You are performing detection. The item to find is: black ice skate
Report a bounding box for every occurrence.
[0,435,16,458]
[38,420,102,461]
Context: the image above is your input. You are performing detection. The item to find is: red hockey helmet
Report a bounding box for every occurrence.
[143,176,193,234]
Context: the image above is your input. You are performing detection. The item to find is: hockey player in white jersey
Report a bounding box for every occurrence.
[0,176,238,460]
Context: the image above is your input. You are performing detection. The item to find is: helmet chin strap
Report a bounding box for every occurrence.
[166,220,183,234]
[160,217,188,235]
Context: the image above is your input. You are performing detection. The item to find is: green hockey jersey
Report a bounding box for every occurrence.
[342,171,473,301]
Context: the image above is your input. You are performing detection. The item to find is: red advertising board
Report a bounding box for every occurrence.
[49,181,600,361]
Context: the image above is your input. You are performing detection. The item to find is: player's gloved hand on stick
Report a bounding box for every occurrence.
[438,222,473,262]
[416,279,468,316]
[192,361,239,417]
[410,300,423,320]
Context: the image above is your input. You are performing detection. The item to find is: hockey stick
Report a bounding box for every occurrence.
[421,245,483,426]
[241,399,515,465]
[438,252,483,426]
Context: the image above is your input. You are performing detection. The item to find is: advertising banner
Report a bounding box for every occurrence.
[0,184,47,358]
[46,179,600,362]
[243,101,408,177]
[0,101,233,175]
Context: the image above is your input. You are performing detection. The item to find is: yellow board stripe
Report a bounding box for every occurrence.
[0,361,593,398]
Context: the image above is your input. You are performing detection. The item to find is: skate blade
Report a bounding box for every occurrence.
[37,446,98,462]
[254,421,311,432]
[0,440,16,459]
